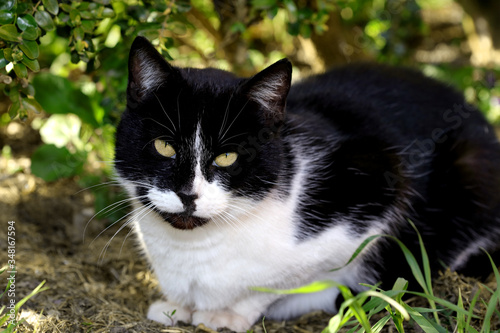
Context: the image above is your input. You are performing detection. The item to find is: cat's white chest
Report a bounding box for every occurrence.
[132,193,378,314]
[133,196,298,309]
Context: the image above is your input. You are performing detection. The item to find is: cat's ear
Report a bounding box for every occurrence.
[127,36,179,102]
[240,59,292,123]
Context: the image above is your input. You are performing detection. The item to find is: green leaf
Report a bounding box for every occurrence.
[31,144,85,181]
[60,3,73,13]
[8,101,20,119]
[22,27,39,40]
[21,55,40,71]
[13,63,27,78]
[230,22,246,34]
[0,0,15,10]
[73,26,85,41]
[0,24,22,42]
[20,82,35,97]
[80,10,94,19]
[101,7,115,18]
[42,0,59,15]
[70,9,80,23]
[21,98,42,114]
[0,50,8,69]
[17,14,37,31]
[34,10,55,31]
[32,73,100,127]
[251,0,277,9]
[3,48,13,62]
[16,2,31,14]
[0,10,14,25]
[19,40,39,59]
[81,20,96,33]
[12,47,23,61]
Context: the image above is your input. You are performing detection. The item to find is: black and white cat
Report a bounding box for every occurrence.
[114,36,500,331]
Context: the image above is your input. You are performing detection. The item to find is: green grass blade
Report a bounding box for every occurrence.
[407,307,443,313]
[482,248,500,285]
[456,288,465,333]
[14,280,48,312]
[466,289,481,330]
[479,249,500,333]
[371,315,391,333]
[480,293,498,333]
[1,268,15,299]
[385,235,427,292]
[0,306,10,326]
[408,220,433,293]
[402,303,445,333]
[392,290,473,317]
[348,299,372,333]
[364,290,410,321]
[330,234,383,272]
[252,280,339,294]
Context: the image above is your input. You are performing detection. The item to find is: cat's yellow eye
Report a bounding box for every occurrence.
[154,139,176,158]
[214,152,238,167]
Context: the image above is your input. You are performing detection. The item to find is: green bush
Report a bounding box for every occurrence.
[0,0,499,220]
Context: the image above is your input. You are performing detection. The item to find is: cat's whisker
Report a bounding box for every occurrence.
[90,200,148,247]
[153,92,177,133]
[220,132,248,146]
[98,203,153,265]
[213,212,242,234]
[142,117,175,136]
[220,100,250,142]
[113,203,154,259]
[219,92,235,139]
[176,89,182,132]
[83,194,149,242]
[119,224,137,256]
[74,180,123,195]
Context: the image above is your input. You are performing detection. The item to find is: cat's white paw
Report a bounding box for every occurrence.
[192,310,252,332]
[147,300,192,325]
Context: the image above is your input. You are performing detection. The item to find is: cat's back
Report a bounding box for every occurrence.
[286,63,488,141]
[284,63,500,279]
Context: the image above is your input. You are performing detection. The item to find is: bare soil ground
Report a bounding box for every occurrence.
[0,121,498,333]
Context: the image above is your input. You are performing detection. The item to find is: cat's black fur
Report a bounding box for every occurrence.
[286,64,500,282]
[115,37,500,329]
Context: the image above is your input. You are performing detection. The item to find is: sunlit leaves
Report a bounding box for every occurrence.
[34,10,55,31]
[0,24,22,42]
[19,40,39,59]
[0,10,14,25]
[17,14,37,31]
[0,0,117,122]
[42,0,59,15]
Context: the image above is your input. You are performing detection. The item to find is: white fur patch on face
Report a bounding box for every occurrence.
[191,123,231,219]
[148,187,184,213]
[193,166,229,219]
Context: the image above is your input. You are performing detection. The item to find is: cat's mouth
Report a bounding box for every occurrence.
[159,212,210,230]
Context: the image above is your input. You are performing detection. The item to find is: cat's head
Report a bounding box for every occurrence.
[115,36,292,230]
